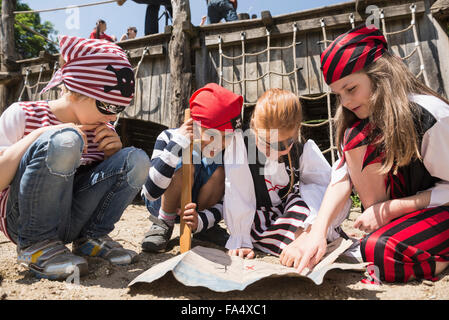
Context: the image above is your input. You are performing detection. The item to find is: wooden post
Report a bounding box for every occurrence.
[169,0,192,128]
[179,109,193,253]
[0,0,18,114]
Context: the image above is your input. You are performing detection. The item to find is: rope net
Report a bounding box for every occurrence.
[17,3,429,161]
[215,3,427,164]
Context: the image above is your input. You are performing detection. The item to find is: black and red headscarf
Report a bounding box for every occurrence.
[321,25,387,85]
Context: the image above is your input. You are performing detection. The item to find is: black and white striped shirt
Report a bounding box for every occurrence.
[141,128,223,233]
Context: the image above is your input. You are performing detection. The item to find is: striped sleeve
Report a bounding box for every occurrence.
[141,129,190,201]
[195,201,224,233]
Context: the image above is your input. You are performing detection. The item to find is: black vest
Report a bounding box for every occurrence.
[243,130,303,208]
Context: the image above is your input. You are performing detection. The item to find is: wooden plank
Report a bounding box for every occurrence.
[270,36,284,91]
[160,56,171,128]
[245,41,259,105]
[229,44,242,97]
[402,17,420,78]
[149,58,164,124]
[296,32,308,96]
[282,35,295,94]
[416,4,443,92]
[387,17,408,59]
[204,2,426,47]
[21,63,50,76]
[257,36,269,100]
[307,30,323,95]
[127,44,165,60]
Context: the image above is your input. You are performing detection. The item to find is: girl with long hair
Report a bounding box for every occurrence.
[281,25,449,283]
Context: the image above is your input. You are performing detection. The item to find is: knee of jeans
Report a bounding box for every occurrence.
[46,128,83,176]
[125,147,150,188]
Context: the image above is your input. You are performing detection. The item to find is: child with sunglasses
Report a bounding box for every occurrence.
[281,25,449,283]
[140,83,242,252]
[183,88,350,258]
[0,35,150,280]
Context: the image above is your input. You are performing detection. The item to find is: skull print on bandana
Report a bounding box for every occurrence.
[104,64,135,98]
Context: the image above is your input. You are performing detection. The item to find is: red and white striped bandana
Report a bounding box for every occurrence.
[41,35,135,106]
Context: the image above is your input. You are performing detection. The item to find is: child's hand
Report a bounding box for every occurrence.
[182,202,198,232]
[178,118,193,143]
[92,124,122,158]
[353,202,390,233]
[227,248,255,259]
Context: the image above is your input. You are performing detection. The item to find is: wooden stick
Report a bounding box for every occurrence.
[180,109,193,253]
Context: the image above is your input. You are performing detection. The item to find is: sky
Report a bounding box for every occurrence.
[23,0,349,41]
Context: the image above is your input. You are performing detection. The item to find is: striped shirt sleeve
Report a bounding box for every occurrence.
[141,129,191,201]
[195,201,224,233]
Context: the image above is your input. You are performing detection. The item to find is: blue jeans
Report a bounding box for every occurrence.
[144,150,222,218]
[5,128,150,249]
[207,0,238,24]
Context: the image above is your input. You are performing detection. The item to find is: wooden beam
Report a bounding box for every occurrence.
[204,1,426,47]
[126,44,165,60]
[261,10,274,27]
[38,50,56,63]
[0,0,17,114]
[238,13,250,20]
[21,63,50,76]
[1,0,17,70]
[168,0,193,128]
[0,71,21,84]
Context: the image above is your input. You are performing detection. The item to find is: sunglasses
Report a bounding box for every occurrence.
[96,100,126,115]
[257,134,296,152]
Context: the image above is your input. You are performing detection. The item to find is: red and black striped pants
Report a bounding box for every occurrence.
[360,205,449,282]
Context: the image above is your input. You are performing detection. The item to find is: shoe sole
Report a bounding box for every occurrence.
[29,262,88,281]
[141,241,168,253]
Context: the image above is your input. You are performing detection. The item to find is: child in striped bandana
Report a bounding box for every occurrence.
[0,35,150,280]
[282,25,449,283]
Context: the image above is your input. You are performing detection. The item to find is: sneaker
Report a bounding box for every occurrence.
[73,236,137,266]
[17,239,88,281]
[141,217,174,253]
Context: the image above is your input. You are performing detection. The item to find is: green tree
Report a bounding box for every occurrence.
[1,0,58,59]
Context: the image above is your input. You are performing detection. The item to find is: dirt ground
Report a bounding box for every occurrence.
[0,204,448,300]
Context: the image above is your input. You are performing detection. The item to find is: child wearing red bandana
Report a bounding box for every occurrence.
[281,25,449,283]
[141,83,242,252]
[0,35,150,280]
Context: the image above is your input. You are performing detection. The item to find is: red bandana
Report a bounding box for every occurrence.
[321,25,387,85]
[41,35,134,107]
[189,83,243,131]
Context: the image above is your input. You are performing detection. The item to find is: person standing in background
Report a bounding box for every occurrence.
[120,26,138,41]
[89,19,117,42]
[117,0,172,35]
[206,0,238,24]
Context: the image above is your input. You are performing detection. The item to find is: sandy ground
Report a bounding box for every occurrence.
[0,204,449,300]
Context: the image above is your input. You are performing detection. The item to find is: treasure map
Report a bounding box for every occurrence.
[128,237,368,292]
